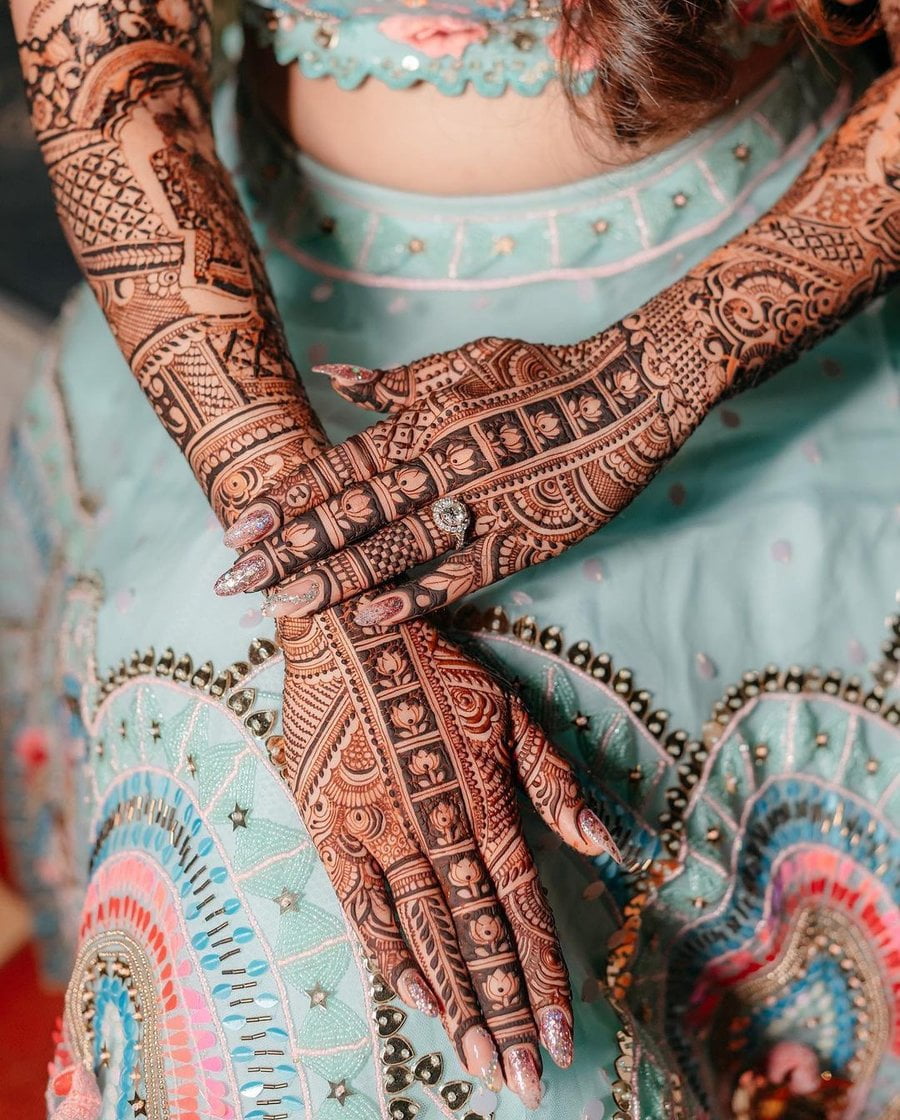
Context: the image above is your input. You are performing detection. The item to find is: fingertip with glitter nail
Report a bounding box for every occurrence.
[539,1006,573,1069]
[311,363,380,383]
[213,553,270,596]
[577,807,622,863]
[260,580,321,619]
[396,969,440,1018]
[353,595,406,628]
[504,1046,542,1111]
[223,508,276,549]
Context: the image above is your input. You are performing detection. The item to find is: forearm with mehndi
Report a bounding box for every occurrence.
[621,63,900,428]
[214,57,900,622]
[13,0,327,527]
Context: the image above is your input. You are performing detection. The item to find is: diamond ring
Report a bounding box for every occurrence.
[431,498,470,550]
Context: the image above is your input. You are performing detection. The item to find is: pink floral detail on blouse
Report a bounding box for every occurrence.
[377,13,490,58]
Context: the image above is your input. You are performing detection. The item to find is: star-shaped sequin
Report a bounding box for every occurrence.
[186,754,198,778]
[228,802,249,830]
[128,1092,148,1116]
[306,983,329,1008]
[150,720,162,742]
[274,887,300,914]
[327,1079,353,1106]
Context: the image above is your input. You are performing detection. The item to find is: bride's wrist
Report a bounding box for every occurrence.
[599,304,722,450]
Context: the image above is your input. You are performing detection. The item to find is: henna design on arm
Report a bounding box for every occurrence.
[13,0,327,527]
[219,53,900,622]
[13,3,621,1098]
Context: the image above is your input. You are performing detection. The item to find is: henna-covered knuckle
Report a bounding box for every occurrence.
[293,516,441,615]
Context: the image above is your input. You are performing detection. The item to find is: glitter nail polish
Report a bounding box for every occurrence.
[223,508,276,548]
[311,363,379,383]
[577,808,622,863]
[213,553,270,596]
[354,595,405,628]
[397,970,440,1017]
[539,1006,573,1068]
[504,1047,542,1111]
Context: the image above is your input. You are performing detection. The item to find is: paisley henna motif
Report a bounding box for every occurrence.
[221,56,900,624]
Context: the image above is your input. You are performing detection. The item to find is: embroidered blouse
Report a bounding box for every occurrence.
[244,0,799,99]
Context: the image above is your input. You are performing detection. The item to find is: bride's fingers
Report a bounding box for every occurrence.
[352,531,515,627]
[326,851,439,1015]
[429,841,544,1108]
[383,852,503,1090]
[312,348,468,413]
[213,462,451,596]
[512,705,622,863]
[221,433,388,552]
[485,829,574,1069]
[261,514,448,619]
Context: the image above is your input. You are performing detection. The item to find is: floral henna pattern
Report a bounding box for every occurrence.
[277,607,607,1078]
[13,0,328,528]
[11,0,612,1097]
[221,60,900,621]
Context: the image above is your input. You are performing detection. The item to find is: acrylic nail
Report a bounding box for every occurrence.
[504,1046,542,1111]
[353,595,406,628]
[462,1027,502,1092]
[223,508,276,549]
[213,553,270,596]
[539,1006,573,1069]
[311,363,379,383]
[577,808,622,864]
[396,969,440,1018]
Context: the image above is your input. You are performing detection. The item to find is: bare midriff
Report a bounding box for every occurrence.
[243,35,798,194]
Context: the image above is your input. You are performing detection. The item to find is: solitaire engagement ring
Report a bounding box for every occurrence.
[431,498,470,550]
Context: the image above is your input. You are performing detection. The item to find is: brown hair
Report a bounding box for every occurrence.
[555,0,884,144]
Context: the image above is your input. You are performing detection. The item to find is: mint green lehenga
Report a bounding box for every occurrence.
[1,19,899,1120]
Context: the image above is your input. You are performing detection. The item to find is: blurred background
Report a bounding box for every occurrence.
[0,5,79,1115]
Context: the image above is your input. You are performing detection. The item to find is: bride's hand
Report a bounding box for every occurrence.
[213,325,716,624]
[277,607,620,1107]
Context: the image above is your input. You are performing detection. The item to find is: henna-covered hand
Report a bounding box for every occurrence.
[215,62,900,623]
[277,608,620,1104]
[11,0,620,1104]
